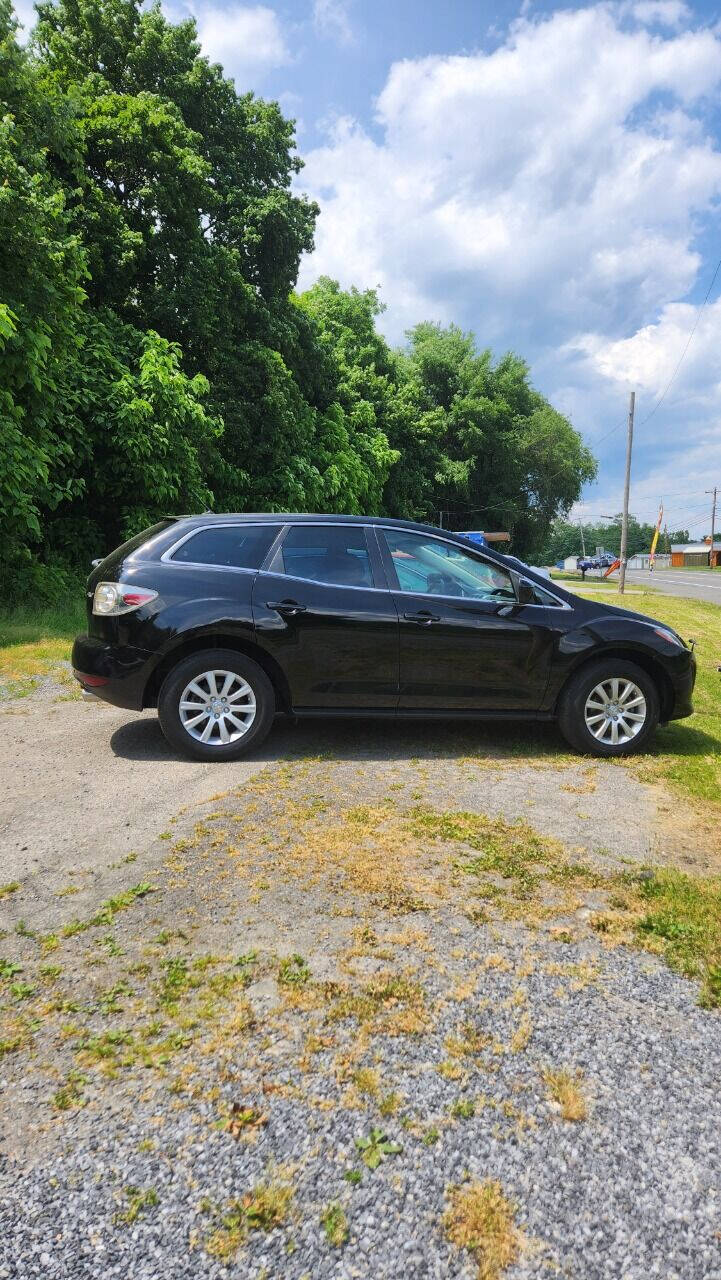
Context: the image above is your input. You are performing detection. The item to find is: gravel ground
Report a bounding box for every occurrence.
[1,686,720,1279]
[2,932,719,1280]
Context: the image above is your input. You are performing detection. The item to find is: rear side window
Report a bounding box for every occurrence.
[271,525,375,588]
[170,524,280,569]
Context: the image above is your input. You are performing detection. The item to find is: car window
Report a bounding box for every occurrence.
[382,530,515,601]
[170,524,281,569]
[531,583,563,606]
[271,525,375,588]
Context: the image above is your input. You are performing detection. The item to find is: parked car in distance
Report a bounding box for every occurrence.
[72,514,696,761]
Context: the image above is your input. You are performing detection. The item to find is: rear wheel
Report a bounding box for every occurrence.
[557,659,660,757]
[158,649,275,761]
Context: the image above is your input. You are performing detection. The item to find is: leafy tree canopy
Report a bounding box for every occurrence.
[1,0,597,600]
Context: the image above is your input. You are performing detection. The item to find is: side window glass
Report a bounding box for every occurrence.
[532,583,563,606]
[272,526,375,588]
[171,525,280,569]
[382,531,514,600]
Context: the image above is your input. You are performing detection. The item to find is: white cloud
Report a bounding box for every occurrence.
[313,0,354,46]
[12,0,38,37]
[297,3,721,524]
[571,297,721,403]
[630,0,690,28]
[299,6,721,343]
[188,4,289,81]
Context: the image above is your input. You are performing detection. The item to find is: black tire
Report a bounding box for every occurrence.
[158,649,275,761]
[557,658,660,757]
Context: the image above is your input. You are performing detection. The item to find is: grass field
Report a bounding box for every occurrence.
[0,599,85,695]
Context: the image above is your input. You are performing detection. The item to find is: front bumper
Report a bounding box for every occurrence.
[666,650,696,721]
[72,635,153,710]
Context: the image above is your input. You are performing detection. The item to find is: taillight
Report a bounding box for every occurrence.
[92,582,158,616]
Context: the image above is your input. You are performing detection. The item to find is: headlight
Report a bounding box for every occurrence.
[652,626,685,649]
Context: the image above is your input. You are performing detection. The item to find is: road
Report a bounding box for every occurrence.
[0,690,271,891]
[623,567,721,603]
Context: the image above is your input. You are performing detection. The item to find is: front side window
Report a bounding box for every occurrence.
[271,525,375,588]
[382,530,515,601]
[170,524,281,569]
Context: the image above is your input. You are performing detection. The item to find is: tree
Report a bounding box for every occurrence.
[0,0,87,589]
[396,324,597,558]
[542,517,690,564]
[30,0,394,519]
[2,0,599,597]
[46,311,222,558]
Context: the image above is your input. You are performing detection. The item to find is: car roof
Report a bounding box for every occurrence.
[170,511,507,556]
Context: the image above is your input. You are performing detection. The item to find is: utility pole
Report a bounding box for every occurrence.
[707,486,718,568]
[578,520,586,558]
[618,391,635,595]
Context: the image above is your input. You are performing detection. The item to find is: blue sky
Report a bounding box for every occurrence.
[16,0,721,537]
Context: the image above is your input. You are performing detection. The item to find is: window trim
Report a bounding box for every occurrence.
[259,521,385,591]
[160,522,285,574]
[377,527,571,610]
[160,518,570,609]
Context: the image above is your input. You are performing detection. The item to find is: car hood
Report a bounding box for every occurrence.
[584,597,684,643]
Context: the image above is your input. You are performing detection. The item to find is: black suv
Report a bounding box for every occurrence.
[72,514,695,760]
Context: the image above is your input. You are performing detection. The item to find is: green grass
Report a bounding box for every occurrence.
[0,597,85,691]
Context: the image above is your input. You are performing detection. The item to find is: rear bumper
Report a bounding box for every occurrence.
[72,635,153,711]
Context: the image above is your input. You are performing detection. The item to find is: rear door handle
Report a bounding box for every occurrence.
[266,600,307,616]
[403,610,440,624]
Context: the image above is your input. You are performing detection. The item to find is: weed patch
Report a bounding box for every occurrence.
[542,1067,588,1122]
[207,1180,294,1259]
[321,1202,349,1247]
[354,1127,402,1170]
[115,1186,159,1226]
[444,1180,520,1280]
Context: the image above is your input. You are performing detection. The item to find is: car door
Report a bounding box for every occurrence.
[377,528,553,711]
[252,523,399,709]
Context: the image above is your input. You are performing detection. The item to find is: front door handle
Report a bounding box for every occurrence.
[403,610,440,624]
[266,599,307,616]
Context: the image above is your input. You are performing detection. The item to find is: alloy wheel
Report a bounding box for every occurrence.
[178,669,256,745]
[583,677,647,746]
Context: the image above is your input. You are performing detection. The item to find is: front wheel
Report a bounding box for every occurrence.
[557,659,660,757]
[158,649,275,761]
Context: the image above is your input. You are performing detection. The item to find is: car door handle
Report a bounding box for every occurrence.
[266,600,307,616]
[403,610,440,624]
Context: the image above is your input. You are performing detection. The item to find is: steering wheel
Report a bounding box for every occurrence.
[426,572,455,594]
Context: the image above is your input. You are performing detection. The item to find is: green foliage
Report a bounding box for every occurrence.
[354,1127,403,1169]
[395,323,597,557]
[320,1202,349,1247]
[634,869,721,1007]
[1,0,596,599]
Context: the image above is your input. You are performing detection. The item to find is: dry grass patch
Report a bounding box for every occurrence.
[508,1012,532,1054]
[285,804,446,913]
[327,971,428,1035]
[444,1179,521,1280]
[206,1178,294,1259]
[542,1067,588,1122]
